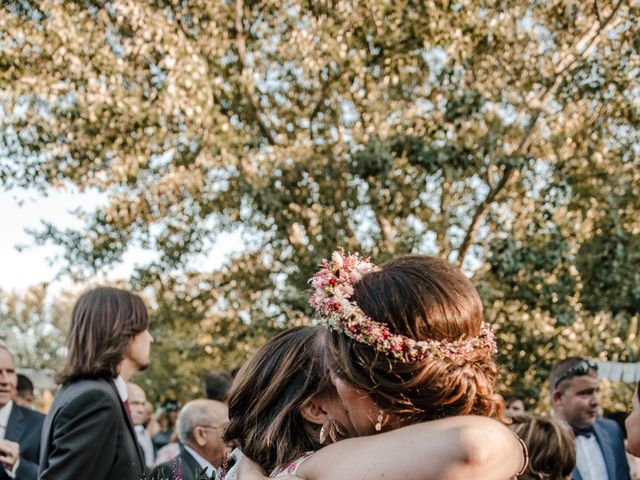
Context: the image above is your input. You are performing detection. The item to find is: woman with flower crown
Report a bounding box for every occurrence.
[223,250,527,480]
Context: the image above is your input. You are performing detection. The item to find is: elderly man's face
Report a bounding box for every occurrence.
[127,383,148,426]
[190,402,230,468]
[0,349,17,408]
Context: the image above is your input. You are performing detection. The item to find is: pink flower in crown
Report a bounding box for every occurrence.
[388,337,405,353]
[338,283,354,298]
[309,290,328,309]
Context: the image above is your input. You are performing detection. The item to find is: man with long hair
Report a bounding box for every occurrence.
[39,287,154,480]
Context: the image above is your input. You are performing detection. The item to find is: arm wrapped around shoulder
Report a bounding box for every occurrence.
[296,415,526,480]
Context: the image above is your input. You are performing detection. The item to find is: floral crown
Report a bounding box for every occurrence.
[309,249,497,363]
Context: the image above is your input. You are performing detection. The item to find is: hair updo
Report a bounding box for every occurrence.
[325,254,504,424]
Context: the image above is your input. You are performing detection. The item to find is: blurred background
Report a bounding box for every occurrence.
[0,0,638,413]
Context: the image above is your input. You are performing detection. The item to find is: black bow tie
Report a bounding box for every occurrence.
[573,426,595,438]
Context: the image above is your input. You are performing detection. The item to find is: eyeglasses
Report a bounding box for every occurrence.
[197,424,225,433]
[553,360,598,390]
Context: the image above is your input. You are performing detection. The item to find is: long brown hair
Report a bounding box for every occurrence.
[224,326,330,473]
[57,287,149,384]
[325,254,504,425]
[510,414,576,480]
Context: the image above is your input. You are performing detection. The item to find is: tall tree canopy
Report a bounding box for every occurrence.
[1,0,638,404]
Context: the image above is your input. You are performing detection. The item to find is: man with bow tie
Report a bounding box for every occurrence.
[549,357,630,480]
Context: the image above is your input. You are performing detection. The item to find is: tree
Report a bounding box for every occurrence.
[0,284,70,371]
[2,0,638,405]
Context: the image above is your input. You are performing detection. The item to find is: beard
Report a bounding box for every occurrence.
[137,361,150,372]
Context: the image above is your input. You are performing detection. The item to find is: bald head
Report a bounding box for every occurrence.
[177,399,229,467]
[126,382,148,425]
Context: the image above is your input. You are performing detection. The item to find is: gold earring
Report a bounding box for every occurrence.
[319,422,329,444]
[375,409,384,432]
[328,420,347,443]
[332,421,348,438]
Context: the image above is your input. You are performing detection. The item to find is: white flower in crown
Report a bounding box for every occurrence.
[331,251,344,269]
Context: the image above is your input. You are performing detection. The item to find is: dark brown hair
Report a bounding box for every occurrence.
[57,287,149,384]
[224,326,330,473]
[510,414,576,480]
[326,254,504,425]
[549,357,599,394]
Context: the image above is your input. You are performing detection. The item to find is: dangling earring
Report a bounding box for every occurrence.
[328,420,348,442]
[375,409,385,432]
[320,420,348,444]
[319,422,329,444]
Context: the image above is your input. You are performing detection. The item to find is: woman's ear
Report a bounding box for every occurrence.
[300,396,329,426]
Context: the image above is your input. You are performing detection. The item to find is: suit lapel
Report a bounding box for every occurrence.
[109,381,145,468]
[181,446,208,480]
[5,404,25,443]
[593,420,616,480]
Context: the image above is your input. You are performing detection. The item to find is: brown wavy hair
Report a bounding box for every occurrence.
[510,414,576,480]
[57,287,149,385]
[224,326,331,473]
[325,254,504,426]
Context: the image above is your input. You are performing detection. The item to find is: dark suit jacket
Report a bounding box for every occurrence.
[150,445,210,480]
[0,403,44,480]
[572,417,630,480]
[38,378,144,480]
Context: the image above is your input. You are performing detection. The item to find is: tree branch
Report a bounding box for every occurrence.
[594,0,603,24]
[234,0,278,145]
[456,1,624,267]
[456,110,540,267]
[437,173,451,256]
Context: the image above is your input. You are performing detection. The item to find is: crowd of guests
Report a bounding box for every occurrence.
[0,251,639,479]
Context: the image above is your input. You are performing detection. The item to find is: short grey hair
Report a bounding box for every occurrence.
[176,399,227,444]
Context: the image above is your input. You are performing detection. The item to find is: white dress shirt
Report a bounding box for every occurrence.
[575,433,609,480]
[0,400,12,439]
[113,376,128,402]
[134,424,155,468]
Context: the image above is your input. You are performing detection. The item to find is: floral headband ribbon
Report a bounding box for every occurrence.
[309,249,497,363]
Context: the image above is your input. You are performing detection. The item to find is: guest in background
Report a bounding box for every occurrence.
[14,375,34,410]
[151,400,229,480]
[510,414,575,480]
[550,357,630,480]
[39,287,154,480]
[154,430,181,466]
[204,372,233,403]
[153,400,179,452]
[505,394,527,416]
[128,382,155,469]
[0,346,44,480]
[146,402,161,439]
